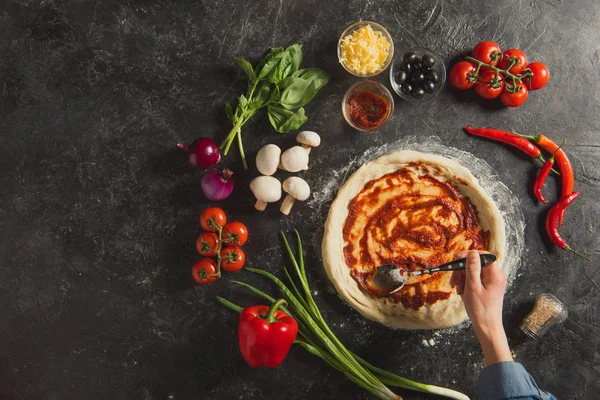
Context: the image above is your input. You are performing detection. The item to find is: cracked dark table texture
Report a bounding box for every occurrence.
[1,0,599,399]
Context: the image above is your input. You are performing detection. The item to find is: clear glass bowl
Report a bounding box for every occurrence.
[342,80,394,132]
[389,47,446,102]
[337,21,394,77]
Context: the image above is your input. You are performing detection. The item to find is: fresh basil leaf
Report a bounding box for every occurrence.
[225,103,234,122]
[235,58,256,82]
[267,105,308,133]
[292,68,331,90]
[238,94,248,108]
[277,68,331,109]
[279,78,314,110]
[250,81,271,108]
[285,44,303,78]
[268,85,281,103]
[279,107,308,132]
[268,49,292,84]
[256,48,284,80]
[267,104,292,131]
[278,75,296,91]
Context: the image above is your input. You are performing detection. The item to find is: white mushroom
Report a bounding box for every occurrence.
[279,146,309,172]
[255,144,281,176]
[250,176,282,211]
[280,177,310,215]
[296,131,321,155]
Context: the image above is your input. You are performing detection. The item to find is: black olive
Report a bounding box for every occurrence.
[424,80,436,93]
[422,54,435,68]
[401,83,412,95]
[395,70,408,84]
[403,52,418,64]
[411,71,425,83]
[411,86,425,99]
[427,70,439,83]
[411,59,422,70]
[399,62,412,73]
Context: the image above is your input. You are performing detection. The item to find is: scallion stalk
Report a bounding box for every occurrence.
[218,231,470,400]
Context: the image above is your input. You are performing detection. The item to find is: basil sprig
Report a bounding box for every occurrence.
[220,44,331,169]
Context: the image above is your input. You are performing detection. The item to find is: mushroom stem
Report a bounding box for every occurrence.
[280,194,296,215]
[302,146,310,171]
[255,200,267,211]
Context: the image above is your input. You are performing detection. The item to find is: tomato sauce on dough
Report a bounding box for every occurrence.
[342,162,490,310]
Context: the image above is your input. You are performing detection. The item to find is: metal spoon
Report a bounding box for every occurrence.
[365,253,497,296]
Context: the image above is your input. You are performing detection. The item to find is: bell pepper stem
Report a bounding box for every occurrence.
[263,298,288,323]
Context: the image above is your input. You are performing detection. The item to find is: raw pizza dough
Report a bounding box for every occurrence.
[322,150,506,329]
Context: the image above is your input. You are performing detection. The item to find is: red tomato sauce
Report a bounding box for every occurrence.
[342,162,490,310]
[346,89,389,129]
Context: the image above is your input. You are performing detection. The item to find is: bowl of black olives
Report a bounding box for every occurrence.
[389,48,446,101]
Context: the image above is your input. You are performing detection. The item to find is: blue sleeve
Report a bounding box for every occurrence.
[477,361,557,400]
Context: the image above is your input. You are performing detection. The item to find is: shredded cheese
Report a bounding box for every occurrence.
[340,24,391,76]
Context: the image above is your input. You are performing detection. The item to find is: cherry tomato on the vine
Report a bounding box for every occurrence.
[222,222,248,247]
[220,247,246,272]
[500,82,528,107]
[497,49,527,75]
[474,70,504,99]
[524,62,549,90]
[471,41,501,65]
[196,232,218,257]
[449,61,477,90]
[200,207,227,232]
[192,258,218,284]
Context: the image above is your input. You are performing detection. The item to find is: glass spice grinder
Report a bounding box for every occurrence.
[520,293,568,339]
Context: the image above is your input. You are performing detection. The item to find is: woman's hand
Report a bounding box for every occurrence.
[450,250,513,366]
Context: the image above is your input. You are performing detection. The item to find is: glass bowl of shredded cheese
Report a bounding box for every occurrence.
[338,21,394,77]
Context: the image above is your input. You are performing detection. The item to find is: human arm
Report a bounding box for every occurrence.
[477,361,558,400]
[450,250,512,365]
[451,250,557,400]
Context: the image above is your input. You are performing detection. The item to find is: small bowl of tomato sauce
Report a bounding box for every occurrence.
[342,80,394,132]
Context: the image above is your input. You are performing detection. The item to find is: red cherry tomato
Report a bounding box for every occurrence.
[220,247,246,272]
[222,222,248,247]
[497,49,528,75]
[524,62,549,90]
[474,70,504,99]
[200,207,227,232]
[500,82,529,107]
[449,61,477,90]
[196,232,218,257]
[471,41,501,65]
[191,258,218,284]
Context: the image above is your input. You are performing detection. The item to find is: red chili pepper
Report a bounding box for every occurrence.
[238,299,298,368]
[545,192,591,261]
[514,132,574,225]
[534,135,574,226]
[533,140,565,204]
[465,125,544,160]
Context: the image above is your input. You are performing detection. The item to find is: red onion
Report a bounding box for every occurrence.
[201,169,234,201]
[177,137,220,169]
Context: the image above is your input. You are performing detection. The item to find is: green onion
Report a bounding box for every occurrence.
[218,231,470,400]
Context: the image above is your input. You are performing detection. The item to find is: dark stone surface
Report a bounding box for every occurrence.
[1,0,599,399]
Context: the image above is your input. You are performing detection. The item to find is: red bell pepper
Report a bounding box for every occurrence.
[238,299,298,368]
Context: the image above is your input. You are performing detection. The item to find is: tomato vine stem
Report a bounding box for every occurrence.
[464,56,531,93]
